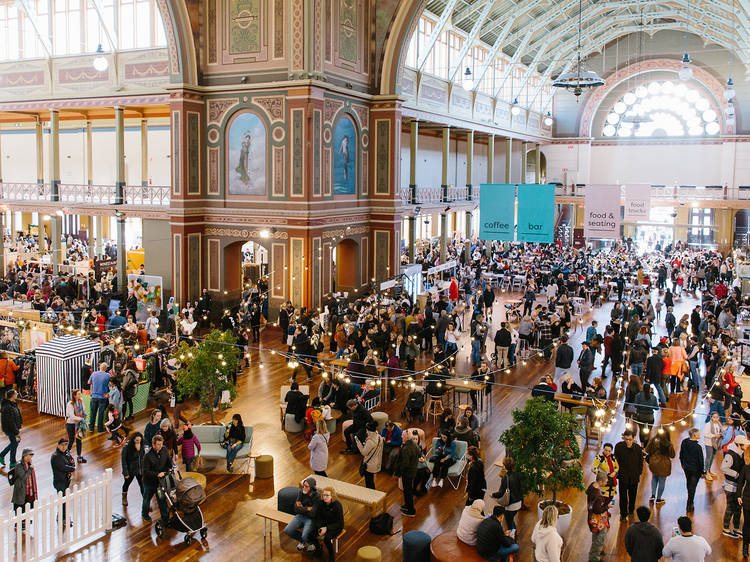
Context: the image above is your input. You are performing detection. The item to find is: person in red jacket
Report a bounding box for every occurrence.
[0,355,19,397]
[448,277,459,304]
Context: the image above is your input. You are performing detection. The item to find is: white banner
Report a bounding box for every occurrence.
[427,260,457,275]
[623,183,650,222]
[584,184,621,239]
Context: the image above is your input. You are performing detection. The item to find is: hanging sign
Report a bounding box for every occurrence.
[584,184,621,239]
[517,184,555,243]
[479,184,516,241]
[623,184,650,222]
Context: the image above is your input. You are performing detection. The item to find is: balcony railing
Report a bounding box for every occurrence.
[0,182,170,206]
[399,184,750,206]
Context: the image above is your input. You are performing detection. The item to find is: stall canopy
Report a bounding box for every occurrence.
[36,335,101,417]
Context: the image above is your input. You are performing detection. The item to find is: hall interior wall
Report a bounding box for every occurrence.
[542,141,750,187]
[0,122,171,186]
[399,132,527,188]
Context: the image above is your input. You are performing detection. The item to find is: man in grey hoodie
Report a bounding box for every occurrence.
[283,477,320,552]
[721,435,747,537]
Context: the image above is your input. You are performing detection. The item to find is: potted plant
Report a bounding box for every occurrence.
[499,397,584,536]
[171,329,239,424]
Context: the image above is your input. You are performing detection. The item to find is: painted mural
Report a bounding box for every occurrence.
[333,116,356,195]
[227,111,266,196]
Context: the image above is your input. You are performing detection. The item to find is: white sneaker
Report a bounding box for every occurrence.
[438,479,444,488]
[306,544,317,552]
[296,542,305,551]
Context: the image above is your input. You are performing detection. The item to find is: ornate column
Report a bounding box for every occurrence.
[409,120,418,204]
[441,127,450,202]
[49,109,61,273]
[86,120,93,186]
[535,143,542,184]
[94,215,103,257]
[114,107,126,292]
[505,137,512,183]
[521,141,528,184]
[35,120,44,185]
[440,213,448,263]
[487,134,494,184]
[141,118,149,186]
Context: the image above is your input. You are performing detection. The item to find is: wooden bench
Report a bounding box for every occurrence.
[305,474,386,515]
[256,506,345,553]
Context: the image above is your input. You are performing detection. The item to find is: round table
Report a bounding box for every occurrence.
[430,531,486,562]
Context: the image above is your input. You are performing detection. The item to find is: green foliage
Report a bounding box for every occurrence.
[171,330,239,423]
[499,397,584,502]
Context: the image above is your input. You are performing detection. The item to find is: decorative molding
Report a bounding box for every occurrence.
[352,104,369,131]
[290,0,305,70]
[324,99,345,123]
[322,225,369,239]
[274,0,285,59]
[207,98,238,124]
[255,96,285,121]
[156,0,180,76]
[205,227,289,239]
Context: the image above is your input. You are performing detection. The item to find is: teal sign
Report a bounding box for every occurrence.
[517,184,554,243]
[479,184,516,241]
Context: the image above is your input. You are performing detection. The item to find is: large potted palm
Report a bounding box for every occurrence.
[499,397,584,536]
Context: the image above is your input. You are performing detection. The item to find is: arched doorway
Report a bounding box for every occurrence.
[224,239,271,295]
[331,238,360,293]
[526,151,547,183]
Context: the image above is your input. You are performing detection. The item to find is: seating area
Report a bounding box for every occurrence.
[191,424,253,472]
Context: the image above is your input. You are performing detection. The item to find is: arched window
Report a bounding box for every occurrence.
[602,80,720,138]
[0,0,166,62]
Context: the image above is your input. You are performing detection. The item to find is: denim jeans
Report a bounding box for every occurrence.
[226,442,242,465]
[471,340,481,365]
[444,342,458,356]
[284,514,315,544]
[651,474,667,500]
[705,445,718,472]
[686,471,700,507]
[689,360,700,389]
[487,542,519,562]
[142,482,169,520]
[0,433,18,464]
[707,400,726,423]
[90,397,108,432]
[631,363,643,377]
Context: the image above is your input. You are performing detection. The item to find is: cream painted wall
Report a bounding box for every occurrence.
[399,132,510,189]
[543,142,736,186]
[0,124,171,186]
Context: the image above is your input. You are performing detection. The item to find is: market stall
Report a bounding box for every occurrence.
[36,335,100,417]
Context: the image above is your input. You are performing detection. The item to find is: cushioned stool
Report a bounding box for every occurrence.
[403,530,432,562]
[371,411,389,433]
[284,413,305,433]
[341,419,353,442]
[277,486,298,514]
[356,546,382,562]
[325,417,337,433]
[255,454,273,479]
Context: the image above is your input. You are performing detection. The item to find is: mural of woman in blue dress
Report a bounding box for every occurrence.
[333,116,356,195]
[227,111,266,196]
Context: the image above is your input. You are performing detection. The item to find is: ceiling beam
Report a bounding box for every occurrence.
[447,0,496,82]
[88,0,118,52]
[492,25,537,98]
[15,0,52,58]
[417,0,461,72]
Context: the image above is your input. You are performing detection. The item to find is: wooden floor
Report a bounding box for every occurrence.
[0,287,743,561]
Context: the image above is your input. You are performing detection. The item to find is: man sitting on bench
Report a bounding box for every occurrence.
[341,399,372,455]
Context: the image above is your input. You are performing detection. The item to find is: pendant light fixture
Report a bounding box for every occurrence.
[622,13,652,128]
[552,0,604,97]
[679,0,693,80]
[462,67,474,91]
[544,112,554,126]
[511,98,521,116]
[725,0,737,100]
[93,44,109,72]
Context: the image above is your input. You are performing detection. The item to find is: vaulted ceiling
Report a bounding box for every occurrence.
[421,0,749,88]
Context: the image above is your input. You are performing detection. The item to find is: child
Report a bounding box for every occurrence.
[177,424,201,471]
[104,404,126,445]
[655,300,662,321]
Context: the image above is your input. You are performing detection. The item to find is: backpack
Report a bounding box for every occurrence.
[369,513,394,535]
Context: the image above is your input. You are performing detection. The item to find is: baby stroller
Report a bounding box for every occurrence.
[401,388,425,423]
[155,470,207,544]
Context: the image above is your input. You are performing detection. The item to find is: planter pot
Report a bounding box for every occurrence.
[537,501,572,536]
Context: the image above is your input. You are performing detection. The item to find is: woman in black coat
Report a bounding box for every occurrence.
[315,487,345,561]
[121,432,145,506]
[465,446,486,506]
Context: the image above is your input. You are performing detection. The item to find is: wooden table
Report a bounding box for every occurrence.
[303,474,386,515]
[445,378,490,422]
[430,531,487,562]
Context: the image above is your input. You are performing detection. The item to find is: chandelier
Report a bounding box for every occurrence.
[552,0,604,97]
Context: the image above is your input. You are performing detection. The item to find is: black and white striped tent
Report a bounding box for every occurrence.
[36,335,101,417]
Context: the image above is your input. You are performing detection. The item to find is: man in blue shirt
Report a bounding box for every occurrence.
[89,363,111,433]
[108,311,127,331]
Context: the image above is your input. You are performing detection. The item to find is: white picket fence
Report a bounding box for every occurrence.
[0,468,113,562]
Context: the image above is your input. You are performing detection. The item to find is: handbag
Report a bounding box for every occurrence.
[495,475,510,506]
[193,454,203,469]
[359,436,382,477]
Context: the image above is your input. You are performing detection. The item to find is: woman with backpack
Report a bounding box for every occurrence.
[645,431,675,503]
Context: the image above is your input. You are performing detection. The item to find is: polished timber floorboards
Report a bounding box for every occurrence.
[0,290,743,561]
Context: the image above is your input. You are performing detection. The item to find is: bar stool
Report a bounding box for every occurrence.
[425,394,444,424]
